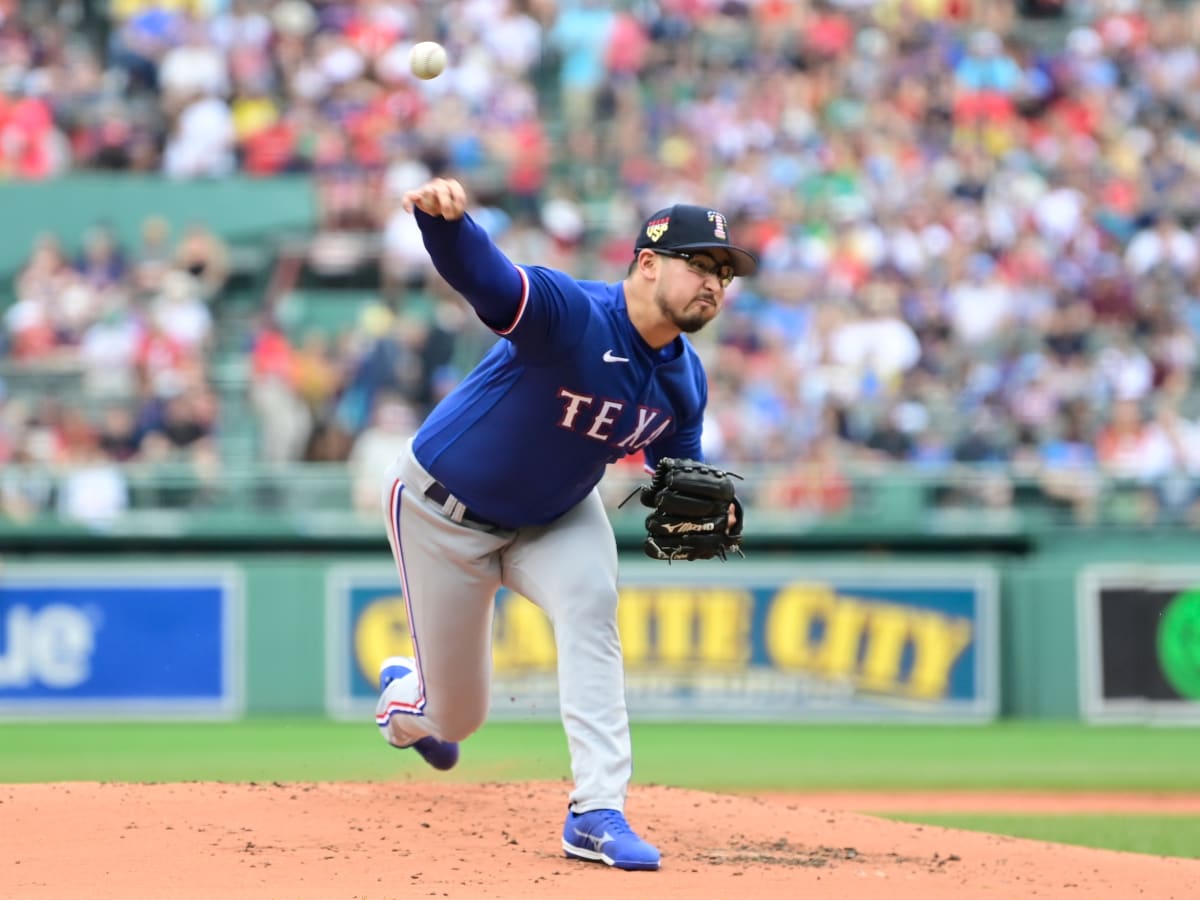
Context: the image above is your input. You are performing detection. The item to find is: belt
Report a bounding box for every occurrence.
[423,480,509,531]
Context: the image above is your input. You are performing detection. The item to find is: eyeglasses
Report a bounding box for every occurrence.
[654,250,736,288]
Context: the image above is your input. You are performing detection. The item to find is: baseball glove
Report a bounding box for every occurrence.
[625,458,744,562]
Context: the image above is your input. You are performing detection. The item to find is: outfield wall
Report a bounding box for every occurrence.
[0,175,315,282]
[3,535,1198,723]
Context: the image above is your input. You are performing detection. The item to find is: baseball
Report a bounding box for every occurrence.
[410,41,447,80]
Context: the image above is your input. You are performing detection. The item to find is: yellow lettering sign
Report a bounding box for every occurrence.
[907,611,974,699]
[816,596,869,677]
[357,583,973,700]
[858,604,912,692]
[695,590,752,667]
[655,589,696,665]
[620,588,751,667]
[765,584,836,668]
[766,584,975,699]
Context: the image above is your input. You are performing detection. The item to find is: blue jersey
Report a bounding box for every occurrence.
[411,212,708,527]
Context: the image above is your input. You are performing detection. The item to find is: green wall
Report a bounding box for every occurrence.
[12,534,1194,719]
[241,556,331,713]
[1004,556,1079,718]
[225,537,1184,719]
[0,174,316,279]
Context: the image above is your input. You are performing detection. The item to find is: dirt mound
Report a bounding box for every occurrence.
[3,781,1198,899]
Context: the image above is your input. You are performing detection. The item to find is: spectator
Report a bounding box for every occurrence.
[137,383,221,506]
[97,405,141,462]
[130,216,176,296]
[865,403,916,462]
[79,297,142,398]
[150,269,213,354]
[0,445,55,523]
[134,312,190,397]
[157,18,229,118]
[57,440,130,528]
[162,91,236,179]
[1125,214,1199,279]
[1096,397,1152,479]
[548,0,616,130]
[347,393,417,516]
[1039,400,1101,524]
[759,433,853,517]
[291,329,344,427]
[249,318,312,464]
[1139,401,1200,526]
[6,234,73,360]
[0,85,61,179]
[74,223,127,291]
[174,221,231,298]
[828,279,921,394]
[945,253,1015,349]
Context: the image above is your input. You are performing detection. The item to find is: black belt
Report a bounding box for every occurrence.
[423,480,510,531]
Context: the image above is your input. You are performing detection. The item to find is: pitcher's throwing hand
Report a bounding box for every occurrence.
[401,177,468,220]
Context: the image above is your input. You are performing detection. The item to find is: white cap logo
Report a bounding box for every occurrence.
[707,211,727,240]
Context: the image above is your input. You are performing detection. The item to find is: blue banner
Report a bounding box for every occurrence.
[327,561,997,722]
[0,567,242,718]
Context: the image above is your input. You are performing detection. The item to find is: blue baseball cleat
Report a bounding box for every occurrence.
[562,808,661,871]
[378,656,459,771]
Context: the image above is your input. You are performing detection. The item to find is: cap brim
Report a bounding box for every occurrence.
[671,242,759,277]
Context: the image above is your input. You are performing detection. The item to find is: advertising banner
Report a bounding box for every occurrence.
[0,565,243,719]
[327,561,998,722]
[1079,565,1200,723]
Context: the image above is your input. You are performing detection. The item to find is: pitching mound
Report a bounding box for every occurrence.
[3,781,1199,899]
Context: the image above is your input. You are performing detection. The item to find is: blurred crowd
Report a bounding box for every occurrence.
[3,0,1200,528]
[0,215,229,523]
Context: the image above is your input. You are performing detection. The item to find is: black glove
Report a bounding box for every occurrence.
[630,458,744,562]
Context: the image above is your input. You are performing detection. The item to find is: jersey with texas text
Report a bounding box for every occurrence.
[413,265,707,528]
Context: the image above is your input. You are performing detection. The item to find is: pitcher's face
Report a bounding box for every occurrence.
[650,250,732,333]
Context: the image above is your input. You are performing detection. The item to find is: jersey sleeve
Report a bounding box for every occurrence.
[501,265,591,359]
[415,210,525,329]
[415,211,589,357]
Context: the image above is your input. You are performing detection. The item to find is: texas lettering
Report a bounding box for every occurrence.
[556,389,672,448]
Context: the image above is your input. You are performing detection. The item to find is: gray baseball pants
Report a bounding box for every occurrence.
[375,441,632,813]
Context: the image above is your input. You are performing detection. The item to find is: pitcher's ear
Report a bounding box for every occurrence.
[633,249,660,279]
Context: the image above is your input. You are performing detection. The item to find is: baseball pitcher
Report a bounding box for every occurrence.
[375,177,754,871]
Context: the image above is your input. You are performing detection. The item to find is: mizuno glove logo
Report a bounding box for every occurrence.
[662,521,715,533]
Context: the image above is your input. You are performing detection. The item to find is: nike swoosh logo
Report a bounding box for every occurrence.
[602,350,630,363]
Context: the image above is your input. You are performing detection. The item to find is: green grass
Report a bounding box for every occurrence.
[883,813,1200,859]
[1,719,1198,791]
